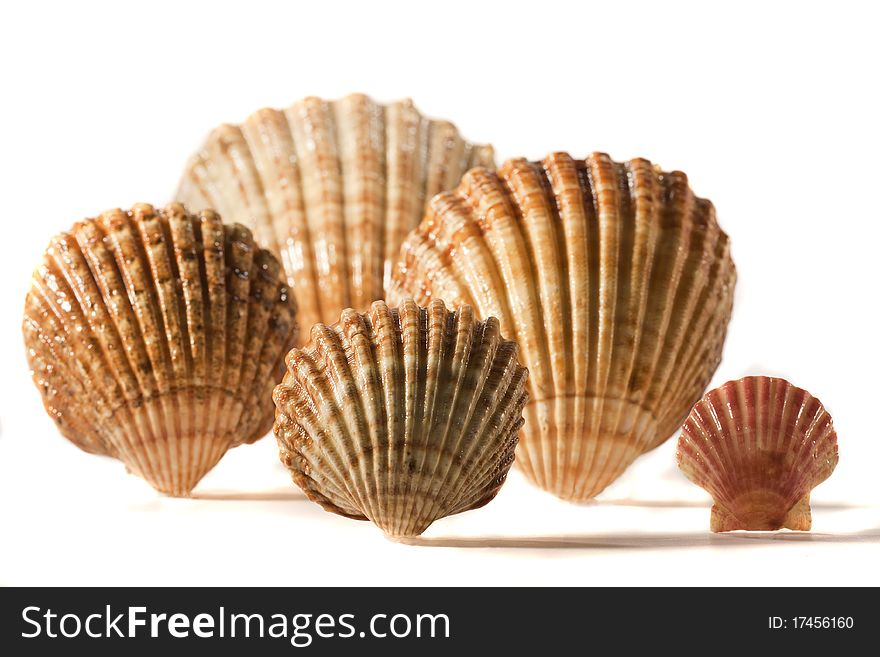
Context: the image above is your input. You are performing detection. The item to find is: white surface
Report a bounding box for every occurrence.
[1,0,878,586]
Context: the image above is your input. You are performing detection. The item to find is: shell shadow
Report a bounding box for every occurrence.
[595,498,708,509]
[396,527,880,549]
[190,489,308,502]
[595,498,864,511]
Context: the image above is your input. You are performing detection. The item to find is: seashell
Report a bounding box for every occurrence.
[177,93,494,341]
[22,203,298,496]
[390,152,736,501]
[272,299,528,537]
[677,376,838,532]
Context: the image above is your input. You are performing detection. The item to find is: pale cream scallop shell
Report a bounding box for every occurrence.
[177,93,494,342]
[22,203,298,496]
[677,376,839,532]
[272,299,528,537]
[390,152,737,501]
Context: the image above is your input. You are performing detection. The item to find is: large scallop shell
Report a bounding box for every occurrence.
[390,152,736,501]
[177,93,494,341]
[677,376,838,532]
[272,299,528,537]
[23,203,298,496]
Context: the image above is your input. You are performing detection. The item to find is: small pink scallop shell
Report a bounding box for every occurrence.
[677,376,838,532]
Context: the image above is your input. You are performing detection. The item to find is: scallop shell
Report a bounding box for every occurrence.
[22,203,298,496]
[177,93,494,341]
[272,299,528,537]
[677,376,838,532]
[390,152,736,501]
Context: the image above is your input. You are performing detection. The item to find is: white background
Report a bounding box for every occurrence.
[1,0,878,586]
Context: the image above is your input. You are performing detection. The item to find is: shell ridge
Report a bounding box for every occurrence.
[715,383,744,503]
[244,109,322,333]
[470,165,551,487]
[399,300,446,531]
[382,302,411,534]
[241,109,299,257]
[274,394,364,516]
[286,98,349,324]
[234,253,294,442]
[212,126,275,252]
[142,207,204,492]
[696,401,737,500]
[773,379,799,501]
[789,391,836,492]
[410,302,470,530]
[382,101,423,294]
[279,408,365,517]
[422,308,494,523]
[194,213,227,483]
[558,158,599,497]
[188,212,215,485]
[407,303,431,532]
[458,368,528,508]
[62,223,164,478]
[499,160,570,495]
[602,161,665,490]
[439,122,470,192]
[193,129,245,233]
[130,207,181,493]
[641,192,711,444]
[139,207,190,492]
[162,207,196,487]
[541,156,578,499]
[442,330,519,511]
[570,154,621,499]
[325,318,384,524]
[333,96,386,311]
[452,408,525,513]
[101,211,177,490]
[239,111,287,257]
[26,272,122,456]
[678,409,724,501]
[352,302,394,531]
[243,279,297,440]
[442,319,520,511]
[214,223,255,451]
[779,384,812,500]
[436,189,510,322]
[666,226,734,431]
[52,231,134,410]
[589,160,652,496]
[285,343,369,514]
[231,250,275,439]
[540,154,582,498]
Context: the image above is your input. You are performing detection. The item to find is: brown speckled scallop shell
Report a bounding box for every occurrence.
[22,203,298,496]
[390,152,736,501]
[272,299,528,537]
[677,376,838,532]
[177,93,494,341]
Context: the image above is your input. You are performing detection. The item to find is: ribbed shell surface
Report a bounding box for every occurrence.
[22,203,298,496]
[390,152,737,500]
[273,299,528,537]
[677,377,838,531]
[177,93,494,341]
